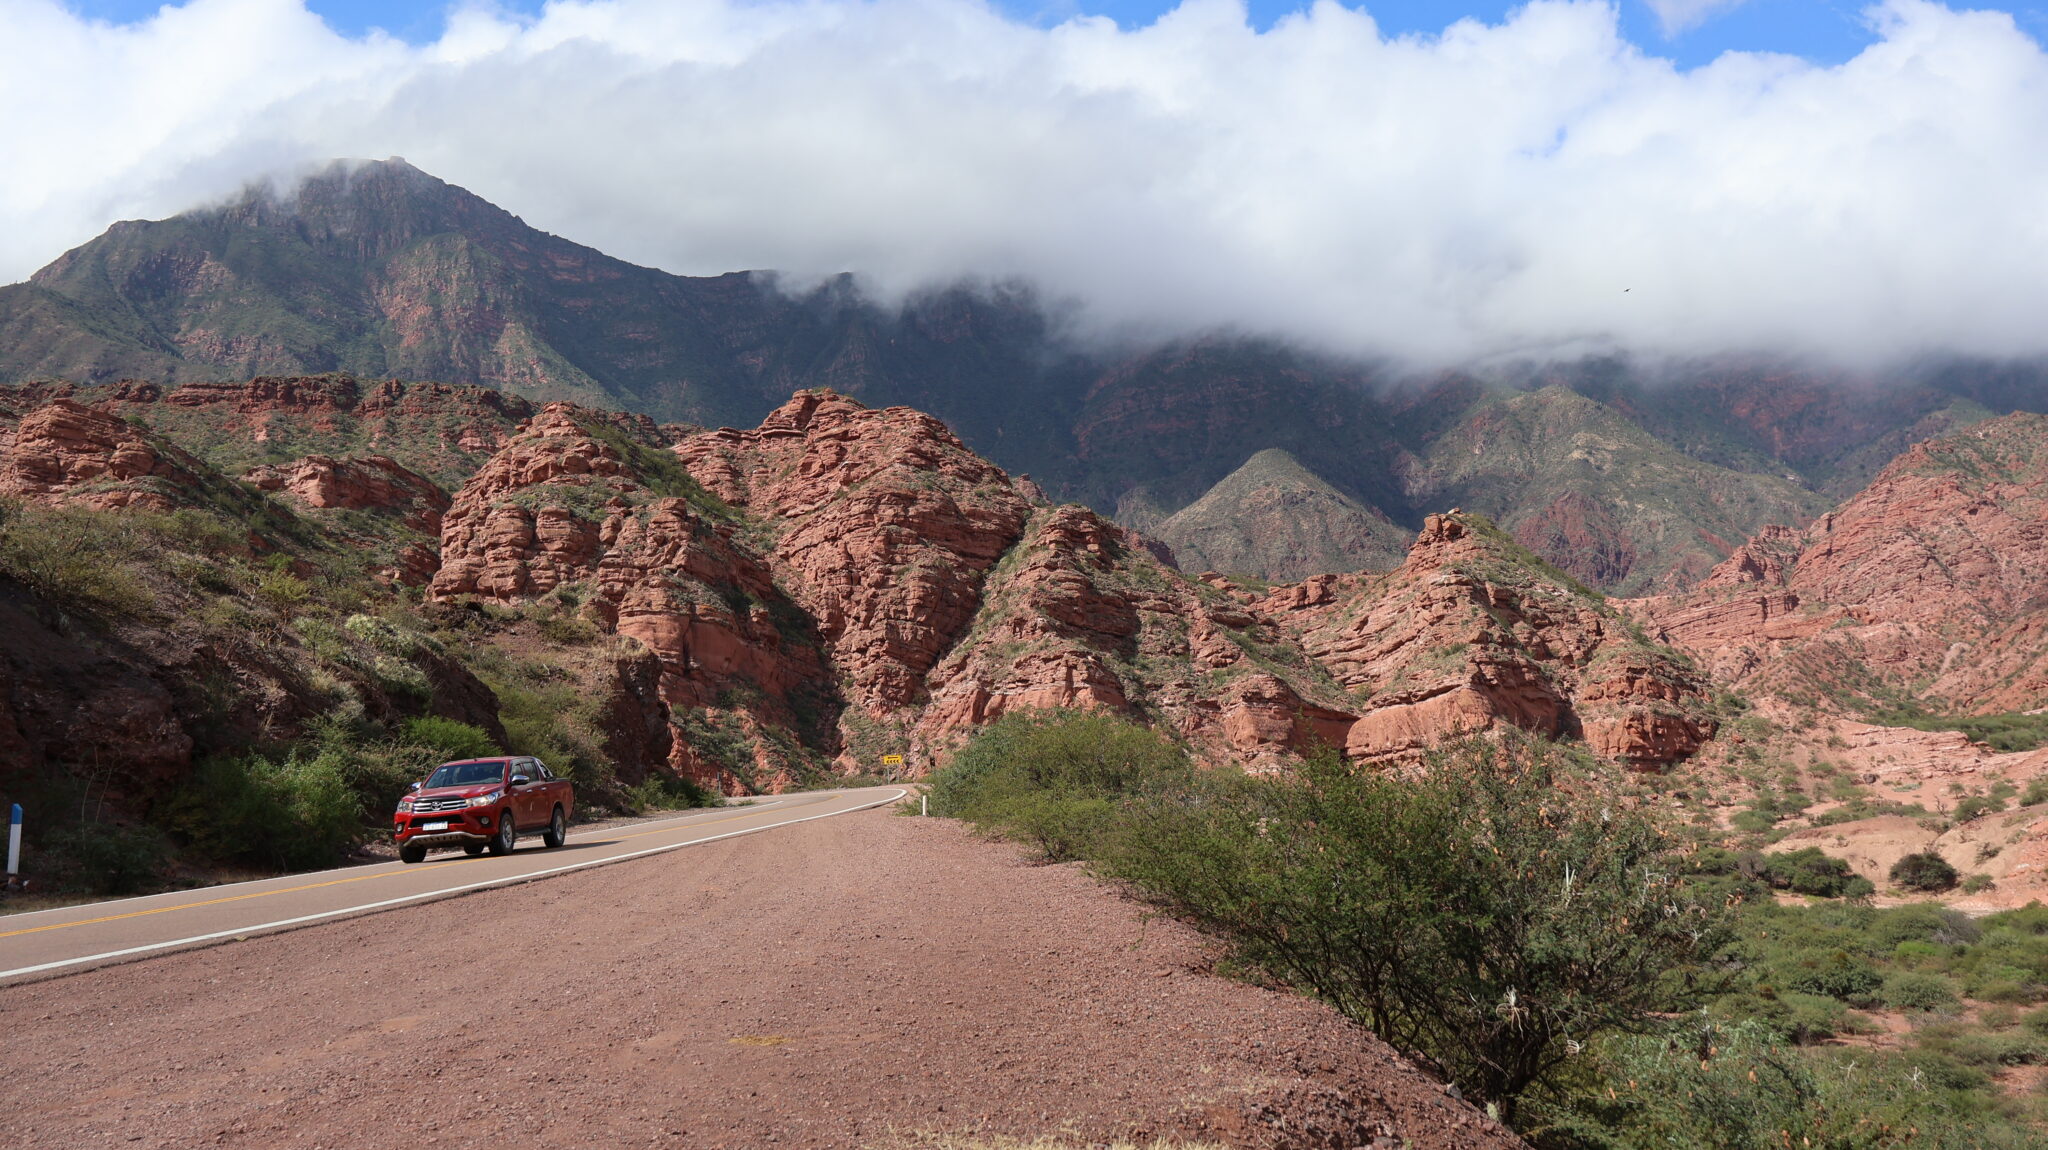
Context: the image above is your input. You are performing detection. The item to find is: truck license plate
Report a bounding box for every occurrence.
[421,821,449,831]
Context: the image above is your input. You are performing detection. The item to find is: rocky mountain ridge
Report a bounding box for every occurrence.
[9,160,2048,595]
[0,383,1721,812]
[1625,411,2048,719]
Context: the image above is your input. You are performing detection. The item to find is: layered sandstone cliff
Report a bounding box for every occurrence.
[244,454,450,533]
[0,398,205,511]
[1256,513,1716,768]
[919,504,1358,770]
[1628,412,2048,716]
[676,390,1036,718]
[428,402,830,792]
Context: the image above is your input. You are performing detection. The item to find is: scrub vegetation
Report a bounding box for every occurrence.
[930,711,2048,1147]
[0,490,715,899]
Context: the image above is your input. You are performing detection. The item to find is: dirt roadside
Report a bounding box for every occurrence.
[0,807,1520,1149]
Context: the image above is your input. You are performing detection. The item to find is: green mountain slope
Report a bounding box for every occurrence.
[1153,448,1409,581]
[1403,387,1831,594]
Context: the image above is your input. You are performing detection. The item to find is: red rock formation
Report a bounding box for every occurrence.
[244,454,450,532]
[431,402,828,793]
[0,398,200,511]
[919,504,1360,769]
[677,390,1034,716]
[0,375,534,487]
[431,405,637,599]
[1260,514,1715,769]
[1625,413,2048,715]
[1700,523,1801,588]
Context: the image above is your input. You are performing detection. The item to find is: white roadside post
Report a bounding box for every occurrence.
[6,803,20,888]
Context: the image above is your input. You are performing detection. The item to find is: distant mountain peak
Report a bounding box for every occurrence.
[1154,447,1409,582]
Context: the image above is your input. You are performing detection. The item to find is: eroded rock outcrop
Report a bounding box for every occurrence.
[677,390,1035,716]
[1259,514,1715,769]
[0,398,203,511]
[0,375,534,488]
[920,504,1360,770]
[244,454,450,533]
[1626,413,2048,716]
[432,402,829,793]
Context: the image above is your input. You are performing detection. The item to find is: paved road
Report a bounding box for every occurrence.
[0,786,905,984]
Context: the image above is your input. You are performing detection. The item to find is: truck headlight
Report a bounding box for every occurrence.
[468,791,503,807]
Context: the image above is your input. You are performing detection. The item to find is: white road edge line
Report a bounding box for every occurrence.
[0,797,800,926]
[0,788,908,982]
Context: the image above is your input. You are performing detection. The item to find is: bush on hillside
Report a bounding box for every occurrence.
[167,749,362,871]
[0,498,154,616]
[44,823,173,895]
[1759,847,1873,899]
[1880,970,1961,1012]
[1892,851,1961,893]
[1532,1018,2030,1149]
[400,715,501,763]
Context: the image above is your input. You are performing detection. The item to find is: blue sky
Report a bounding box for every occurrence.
[62,0,2048,69]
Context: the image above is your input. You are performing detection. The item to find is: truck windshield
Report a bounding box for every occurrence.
[425,761,507,788]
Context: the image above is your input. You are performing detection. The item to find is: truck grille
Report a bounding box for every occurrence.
[412,796,469,814]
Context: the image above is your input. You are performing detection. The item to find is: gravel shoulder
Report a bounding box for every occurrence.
[0,807,1519,1149]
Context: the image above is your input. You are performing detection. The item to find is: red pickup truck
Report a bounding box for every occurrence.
[393,756,574,864]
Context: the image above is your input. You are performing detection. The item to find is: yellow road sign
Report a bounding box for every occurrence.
[881,754,904,766]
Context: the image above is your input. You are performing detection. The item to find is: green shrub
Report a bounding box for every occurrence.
[1101,735,1728,1124]
[1963,962,2039,1004]
[1892,851,1961,892]
[536,612,599,645]
[1881,970,1960,1011]
[45,823,172,895]
[1879,709,2048,753]
[928,709,1192,862]
[1709,990,1849,1044]
[1533,1018,2029,1149]
[168,749,362,870]
[1894,939,1945,965]
[1963,872,1997,894]
[2022,1005,2048,1035]
[1730,809,1778,835]
[1955,793,2006,822]
[255,568,311,609]
[1873,902,1980,947]
[400,716,501,762]
[2022,777,2048,807]
[1785,951,1883,1003]
[624,773,721,813]
[0,498,154,616]
[1760,847,1868,898]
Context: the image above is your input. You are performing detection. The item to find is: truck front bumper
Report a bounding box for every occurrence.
[393,808,500,847]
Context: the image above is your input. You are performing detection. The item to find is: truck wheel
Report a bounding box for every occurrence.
[399,842,426,865]
[463,844,485,857]
[488,810,517,856]
[543,806,567,849]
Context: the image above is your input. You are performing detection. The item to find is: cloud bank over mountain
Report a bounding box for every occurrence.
[5,0,2047,365]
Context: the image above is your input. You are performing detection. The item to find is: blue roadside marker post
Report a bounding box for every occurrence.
[6,803,20,890]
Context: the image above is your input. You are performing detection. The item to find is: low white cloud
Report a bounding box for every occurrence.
[1643,0,1751,37]
[3,0,2047,366]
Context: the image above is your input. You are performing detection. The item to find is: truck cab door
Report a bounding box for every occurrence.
[509,758,539,829]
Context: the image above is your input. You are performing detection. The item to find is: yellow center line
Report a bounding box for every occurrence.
[0,802,794,941]
[0,858,468,940]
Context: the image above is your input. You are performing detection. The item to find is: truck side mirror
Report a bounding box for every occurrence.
[408,781,423,792]
[510,775,530,787]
